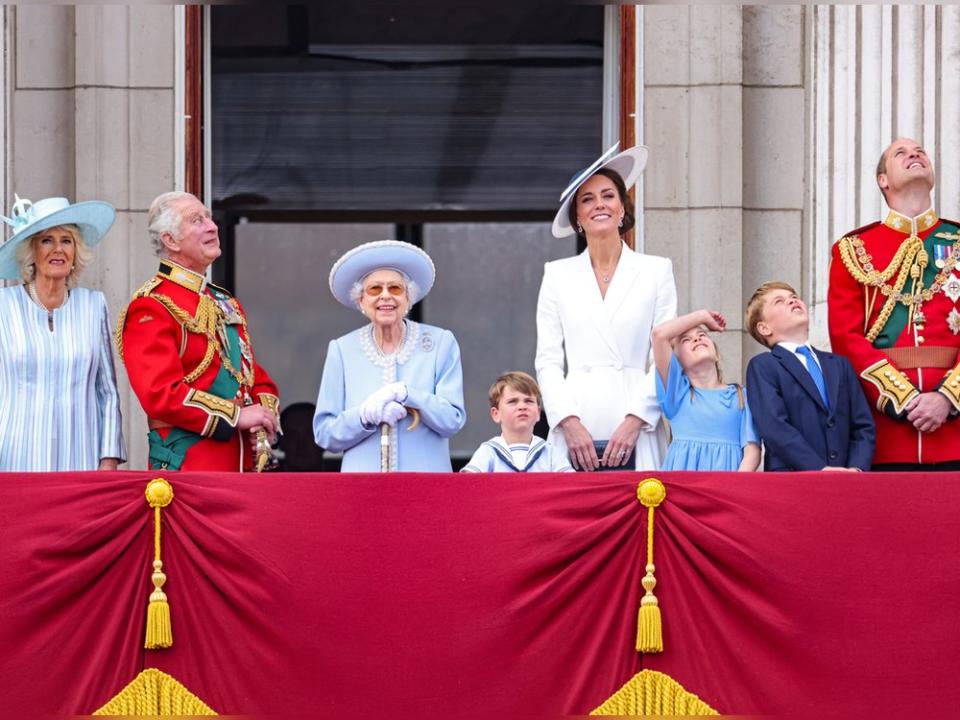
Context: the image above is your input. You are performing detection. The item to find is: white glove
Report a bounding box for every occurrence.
[360,383,408,427]
[384,381,408,403]
[360,389,390,426]
[381,401,408,427]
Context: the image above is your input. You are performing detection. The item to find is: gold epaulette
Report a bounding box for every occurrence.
[861,359,918,415]
[115,277,164,360]
[938,363,960,412]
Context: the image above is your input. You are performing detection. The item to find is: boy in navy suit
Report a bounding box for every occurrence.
[745,281,875,471]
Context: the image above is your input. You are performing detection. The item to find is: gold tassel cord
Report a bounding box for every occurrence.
[93,668,217,715]
[636,478,666,653]
[591,669,718,716]
[144,478,174,649]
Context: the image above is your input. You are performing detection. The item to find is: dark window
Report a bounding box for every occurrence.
[211,3,605,467]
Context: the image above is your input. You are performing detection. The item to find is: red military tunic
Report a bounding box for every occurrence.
[118,260,279,471]
[828,208,960,465]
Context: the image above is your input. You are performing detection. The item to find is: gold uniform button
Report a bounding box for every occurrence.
[917,336,925,344]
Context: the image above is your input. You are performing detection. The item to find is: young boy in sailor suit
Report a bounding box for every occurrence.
[462,372,573,473]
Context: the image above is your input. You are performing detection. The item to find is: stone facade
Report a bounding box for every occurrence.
[4,6,178,468]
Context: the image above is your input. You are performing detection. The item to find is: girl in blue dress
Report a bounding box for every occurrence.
[651,309,760,471]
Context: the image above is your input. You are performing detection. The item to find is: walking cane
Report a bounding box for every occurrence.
[379,408,421,472]
[380,423,390,472]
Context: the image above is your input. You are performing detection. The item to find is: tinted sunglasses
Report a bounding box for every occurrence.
[364,282,406,297]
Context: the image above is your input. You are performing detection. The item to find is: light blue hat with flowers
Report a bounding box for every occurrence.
[329,240,436,309]
[0,195,116,279]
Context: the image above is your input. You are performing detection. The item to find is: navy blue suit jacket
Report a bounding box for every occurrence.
[746,344,876,471]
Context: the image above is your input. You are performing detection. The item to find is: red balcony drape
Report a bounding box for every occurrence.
[2,471,958,716]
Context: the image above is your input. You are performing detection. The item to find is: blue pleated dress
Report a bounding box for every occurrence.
[656,354,759,471]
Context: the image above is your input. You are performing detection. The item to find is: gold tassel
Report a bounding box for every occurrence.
[591,669,719,715]
[636,478,666,653]
[144,478,174,649]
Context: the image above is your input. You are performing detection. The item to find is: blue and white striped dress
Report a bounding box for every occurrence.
[0,285,126,471]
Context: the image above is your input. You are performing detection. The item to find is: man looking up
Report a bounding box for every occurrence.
[828,138,960,469]
[118,192,279,471]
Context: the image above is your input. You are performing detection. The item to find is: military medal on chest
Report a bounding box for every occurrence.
[946,273,960,335]
[934,242,955,269]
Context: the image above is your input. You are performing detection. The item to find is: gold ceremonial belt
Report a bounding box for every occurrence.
[884,346,957,370]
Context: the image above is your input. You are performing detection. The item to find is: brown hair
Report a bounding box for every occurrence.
[567,167,636,238]
[745,280,799,347]
[876,146,888,179]
[488,371,543,409]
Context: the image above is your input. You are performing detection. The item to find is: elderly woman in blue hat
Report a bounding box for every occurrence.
[536,145,677,471]
[313,240,466,471]
[0,195,126,471]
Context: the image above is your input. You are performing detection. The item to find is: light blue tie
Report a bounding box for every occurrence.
[796,345,829,409]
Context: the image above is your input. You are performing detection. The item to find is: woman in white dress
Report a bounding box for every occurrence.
[0,196,125,471]
[535,145,677,471]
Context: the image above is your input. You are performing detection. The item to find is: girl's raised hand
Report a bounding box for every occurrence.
[703,310,726,332]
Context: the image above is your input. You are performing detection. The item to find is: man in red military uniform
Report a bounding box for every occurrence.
[828,138,960,469]
[118,192,279,471]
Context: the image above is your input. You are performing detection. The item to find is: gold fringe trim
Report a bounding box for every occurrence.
[93,668,217,715]
[144,478,174,649]
[636,478,666,653]
[591,670,719,716]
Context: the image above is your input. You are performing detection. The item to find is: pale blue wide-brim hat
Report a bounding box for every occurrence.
[0,195,116,279]
[551,143,649,239]
[329,239,436,309]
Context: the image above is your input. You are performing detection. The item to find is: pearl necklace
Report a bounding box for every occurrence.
[25,282,69,332]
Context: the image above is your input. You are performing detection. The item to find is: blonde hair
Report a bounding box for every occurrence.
[488,371,543,409]
[15,224,91,285]
[745,280,799,347]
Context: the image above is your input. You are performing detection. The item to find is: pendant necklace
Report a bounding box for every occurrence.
[595,247,622,284]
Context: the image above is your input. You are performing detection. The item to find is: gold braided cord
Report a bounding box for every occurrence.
[119,288,253,389]
[837,234,914,286]
[646,505,655,565]
[838,235,920,342]
[93,668,217,715]
[838,232,960,341]
[114,306,129,359]
[591,670,719,716]
[154,505,162,561]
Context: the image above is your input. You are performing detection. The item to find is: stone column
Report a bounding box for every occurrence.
[8,6,177,469]
[741,6,808,355]
[810,5,960,345]
[642,5,746,379]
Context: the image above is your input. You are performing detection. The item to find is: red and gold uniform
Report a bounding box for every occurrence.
[117,260,279,471]
[828,209,960,465]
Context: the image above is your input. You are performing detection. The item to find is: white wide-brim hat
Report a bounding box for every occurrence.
[0,195,116,279]
[329,240,436,309]
[551,143,649,239]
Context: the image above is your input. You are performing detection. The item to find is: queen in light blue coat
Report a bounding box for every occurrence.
[313,240,466,471]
